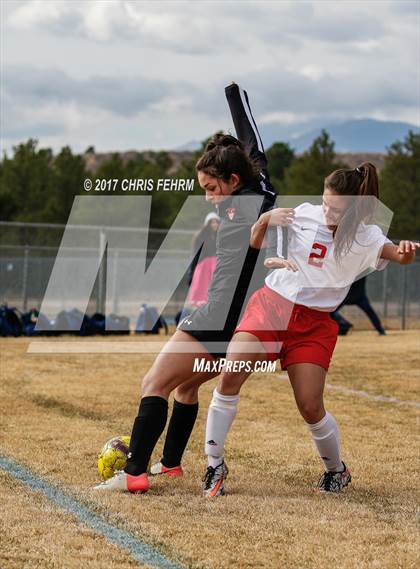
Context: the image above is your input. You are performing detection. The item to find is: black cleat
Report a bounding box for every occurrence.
[317,462,352,493]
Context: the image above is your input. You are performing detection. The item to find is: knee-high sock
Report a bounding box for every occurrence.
[125,396,168,476]
[306,411,343,472]
[161,400,199,468]
[205,389,240,468]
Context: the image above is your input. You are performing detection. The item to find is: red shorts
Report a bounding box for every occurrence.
[235,285,339,370]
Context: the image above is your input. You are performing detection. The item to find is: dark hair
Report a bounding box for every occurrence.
[324,162,379,259]
[195,133,259,186]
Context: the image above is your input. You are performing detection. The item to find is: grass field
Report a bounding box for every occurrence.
[1,331,419,568]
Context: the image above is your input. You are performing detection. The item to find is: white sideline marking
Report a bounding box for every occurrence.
[326,384,420,409]
[0,455,182,569]
[27,340,283,355]
[27,341,168,354]
[278,374,420,409]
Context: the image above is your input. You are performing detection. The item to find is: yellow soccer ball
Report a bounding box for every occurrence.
[97,435,131,481]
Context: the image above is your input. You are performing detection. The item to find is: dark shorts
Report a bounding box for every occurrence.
[177,301,241,358]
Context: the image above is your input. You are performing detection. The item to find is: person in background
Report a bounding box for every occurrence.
[187,212,220,308]
[330,275,386,335]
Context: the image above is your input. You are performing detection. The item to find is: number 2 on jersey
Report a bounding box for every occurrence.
[308,242,328,268]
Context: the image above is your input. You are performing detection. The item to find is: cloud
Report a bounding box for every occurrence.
[389,0,420,15]
[2,65,192,117]
[7,0,392,53]
[7,0,243,54]
[241,66,418,120]
[2,57,418,155]
[1,98,67,140]
[3,0,418,153]
[1,64,221,152]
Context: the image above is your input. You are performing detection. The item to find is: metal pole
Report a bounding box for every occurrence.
[401,264,408,330]
[97,230,106,314]
[382,266,388,322]
[112,249,119,314]
[22,246,29,312]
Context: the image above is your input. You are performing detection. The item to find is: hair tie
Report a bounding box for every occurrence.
[355,167,365,178]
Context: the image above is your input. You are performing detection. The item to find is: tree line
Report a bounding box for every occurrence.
[0,130,418,239]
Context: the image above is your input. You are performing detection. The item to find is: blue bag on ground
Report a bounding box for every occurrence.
[90,313,106,335]
[54,309,93,335]
[0,305,23,337]
[136,304,168,335]
[105,314,130,334]
[22,309,54,335]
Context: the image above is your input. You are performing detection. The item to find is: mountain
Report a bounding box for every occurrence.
[175,140,202,151]
[260,118,419,153]
[176,119,418,153]
[86,119,417,173]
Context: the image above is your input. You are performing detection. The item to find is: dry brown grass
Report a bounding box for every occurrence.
[0,470,140,569]
[0,331,419,569]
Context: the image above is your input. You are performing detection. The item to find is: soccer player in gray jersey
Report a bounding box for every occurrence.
[94,84,292,494]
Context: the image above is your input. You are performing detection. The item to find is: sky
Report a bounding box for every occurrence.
[1,0,419,154]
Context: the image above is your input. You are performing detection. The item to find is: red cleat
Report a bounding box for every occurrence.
[150,461,183,478]
[94,471,150,493]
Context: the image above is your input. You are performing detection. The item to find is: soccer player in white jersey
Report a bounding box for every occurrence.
[202,162,420,497]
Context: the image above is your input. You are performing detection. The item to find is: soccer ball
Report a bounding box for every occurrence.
[97,435,130,481]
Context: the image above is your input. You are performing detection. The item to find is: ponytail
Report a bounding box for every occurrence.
[325,162,379,199]
[325,162,379,259]
[196,133,259,186]
[353,162,379,200]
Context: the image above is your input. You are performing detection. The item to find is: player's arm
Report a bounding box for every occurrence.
[380,240,420,265]
[251,208,297,270]
[225,82,267,172]
[250,208,295,248]
[250,215,269,249]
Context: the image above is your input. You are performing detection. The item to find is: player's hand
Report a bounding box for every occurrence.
[265,208,295,227]
[396,240,420,264]
[397,240,420,254]
[264,257,298,272]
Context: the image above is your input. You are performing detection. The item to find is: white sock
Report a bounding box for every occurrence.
[205,389,240,467]
[306,411,343,472]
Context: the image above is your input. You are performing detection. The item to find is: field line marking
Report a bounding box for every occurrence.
[278,374,420,408]
[325,383,420,409]
[0,455,183,569]
[27,341,168,354]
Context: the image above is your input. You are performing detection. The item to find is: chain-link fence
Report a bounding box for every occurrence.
[0,221,193,323]
[1,221,419,329]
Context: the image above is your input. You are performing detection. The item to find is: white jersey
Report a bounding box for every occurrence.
[265,202,391,311]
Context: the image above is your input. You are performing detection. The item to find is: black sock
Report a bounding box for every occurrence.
[125,396,168,476]
[161,400,199,468]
